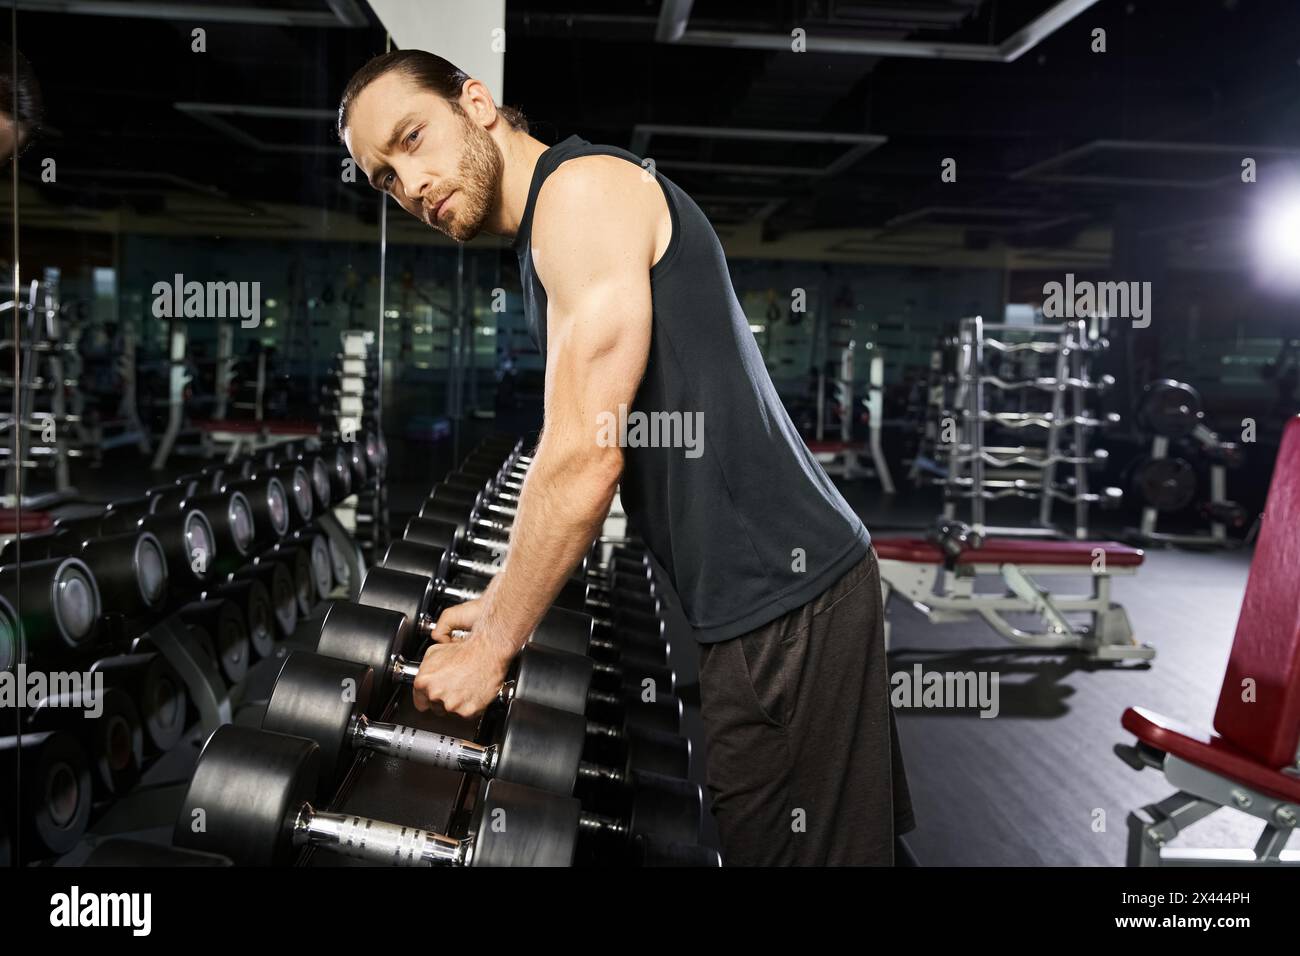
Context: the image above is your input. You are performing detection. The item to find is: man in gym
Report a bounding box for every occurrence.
[337,50,914,866]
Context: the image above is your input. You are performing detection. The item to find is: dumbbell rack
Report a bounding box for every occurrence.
[939,315,1119,539]
[276,435,708,867]
[321,330,389,559]
[0,269,85,502]
[0,436,372,864]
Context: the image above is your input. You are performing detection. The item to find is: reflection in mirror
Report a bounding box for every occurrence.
[0,41,39,165]
[1,34,43,510]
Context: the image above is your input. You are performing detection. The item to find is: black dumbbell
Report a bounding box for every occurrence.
[298,445,352,506]
[0,558,101,664]
[370,547,666,664]
[468,455,666,574]
[460,450,656,561]
[402,520,665,642]
[249,463,316,531]
[0,730,93,860]
[175,725,699,867]
[2,529,166,619]
[415,498,659,614]
[93,494,158,534]
[178,489,256,577]
[321,444,355,499]
[340,440,369,485]
[147,478,201,514]
[284,530,334,605]
[361,561,675,698]
[262,543,319,617]
[90,653,189,755]
[232,559,300,640]
[262,651,699,845]
[178,598,251,686]
[208,577,278,659]
[316,601,684,742]
[27,685,144,797]
[444,466,520,500]
[426,479,517,523]
[219,474,291,546]
[281,454,336,513]
[139,508,219,592]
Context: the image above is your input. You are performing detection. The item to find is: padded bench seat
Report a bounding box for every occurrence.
[874,537,1145,568]
[1122,706,1300,804]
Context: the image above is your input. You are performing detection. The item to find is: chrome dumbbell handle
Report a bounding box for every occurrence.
[454,552,503,579]
[481,499,517,519]
[473,514,513,536]
[354,715,496,775]
[577,760,625,787]
[583,718,622,740]
[393,658,421,683]
[577,810,627,839]
[467,532,508,555]
[294,804,465,866]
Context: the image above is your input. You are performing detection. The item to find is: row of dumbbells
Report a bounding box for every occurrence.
[0,434,387,669]
[0,436,384,863]
[173,436,719,865]
[413,435,667,644]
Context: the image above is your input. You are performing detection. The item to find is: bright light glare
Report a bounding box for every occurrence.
[1255,189,1300,290]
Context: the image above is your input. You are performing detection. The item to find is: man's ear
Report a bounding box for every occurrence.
[459,78,499,128]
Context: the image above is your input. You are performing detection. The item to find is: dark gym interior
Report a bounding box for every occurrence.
[0,0,1297,908]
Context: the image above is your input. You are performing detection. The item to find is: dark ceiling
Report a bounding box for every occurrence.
[11,0,1300,258]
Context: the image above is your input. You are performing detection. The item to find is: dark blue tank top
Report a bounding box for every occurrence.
[514,136,870,642]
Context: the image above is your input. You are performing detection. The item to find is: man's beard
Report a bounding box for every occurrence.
[430,107,503,242]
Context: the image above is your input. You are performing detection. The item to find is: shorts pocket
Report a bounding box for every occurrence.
[740,616,810,729]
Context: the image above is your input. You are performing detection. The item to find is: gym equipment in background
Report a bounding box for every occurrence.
[1128,379,1250,547]
[875,518,1153,662]
[319,330,388,561]
[806,341,894,491]
[0,269,85,502]
[912,314,1122,539]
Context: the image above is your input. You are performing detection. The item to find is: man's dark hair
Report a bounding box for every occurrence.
[337,49,527,140]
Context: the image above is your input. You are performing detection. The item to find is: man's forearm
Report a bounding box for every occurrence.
[473,437,619,661]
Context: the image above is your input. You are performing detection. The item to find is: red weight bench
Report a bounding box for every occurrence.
[1116,415,1300,865]
[875,535,1152,661]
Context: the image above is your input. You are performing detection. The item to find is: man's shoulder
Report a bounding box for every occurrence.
[532,151,667,258]
[536,151,651,210]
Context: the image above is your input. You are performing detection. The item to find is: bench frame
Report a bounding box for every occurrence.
[879,553,1152,661]
[1124,751,1300,866]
